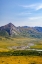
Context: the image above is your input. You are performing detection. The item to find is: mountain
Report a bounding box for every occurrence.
[18,26,42,38]
[0,23,20,37]
[0,23,42,38]
[34,27,42,32]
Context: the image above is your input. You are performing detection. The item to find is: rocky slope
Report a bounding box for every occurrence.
[0,23,42,38]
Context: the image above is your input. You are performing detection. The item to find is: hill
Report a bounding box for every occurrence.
[0,23,20,37]
[0,23,42,38]
[18,26,42,38]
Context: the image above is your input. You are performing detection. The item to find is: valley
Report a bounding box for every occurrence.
[0,23,42,64]
[0,37,42,51]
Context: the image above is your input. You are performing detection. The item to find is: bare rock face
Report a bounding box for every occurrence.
[0,23,20,36]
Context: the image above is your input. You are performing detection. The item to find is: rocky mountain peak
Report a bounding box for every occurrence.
[0,23,42,38]
[0,23,20,36]
[5,23,15,28]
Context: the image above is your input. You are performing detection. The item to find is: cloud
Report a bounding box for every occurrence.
[28,16,42,20]
[20,3,42,10]
[17,12,32,16]
[21,4,35,8]
[36,4,42,10]
[22,16,42,27]
[15,16,42,27]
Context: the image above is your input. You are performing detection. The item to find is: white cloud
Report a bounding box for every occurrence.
[13,16,42,27]
[28,17,42,20]
[36,4,42,10]
[20,3,42,10]
[17,12,32,16]
[21,4,35,8]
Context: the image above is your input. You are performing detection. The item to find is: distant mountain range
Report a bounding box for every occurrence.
[0,23,42,38]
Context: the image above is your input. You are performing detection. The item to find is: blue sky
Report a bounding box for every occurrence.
[0,0,42,27]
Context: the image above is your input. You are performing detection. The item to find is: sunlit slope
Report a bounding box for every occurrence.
[0,56,42,64]
[0,37,42,51]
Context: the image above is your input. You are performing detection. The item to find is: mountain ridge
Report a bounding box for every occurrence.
[0,23,42,38]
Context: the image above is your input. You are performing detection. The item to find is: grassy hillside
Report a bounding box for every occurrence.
[0,56,42,64]
[0,37,42,51]
[0,37,42,64]
[18,27,42,38]
[0,30,9,37]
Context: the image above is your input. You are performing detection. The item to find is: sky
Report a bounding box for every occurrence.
[0,0,42,27]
